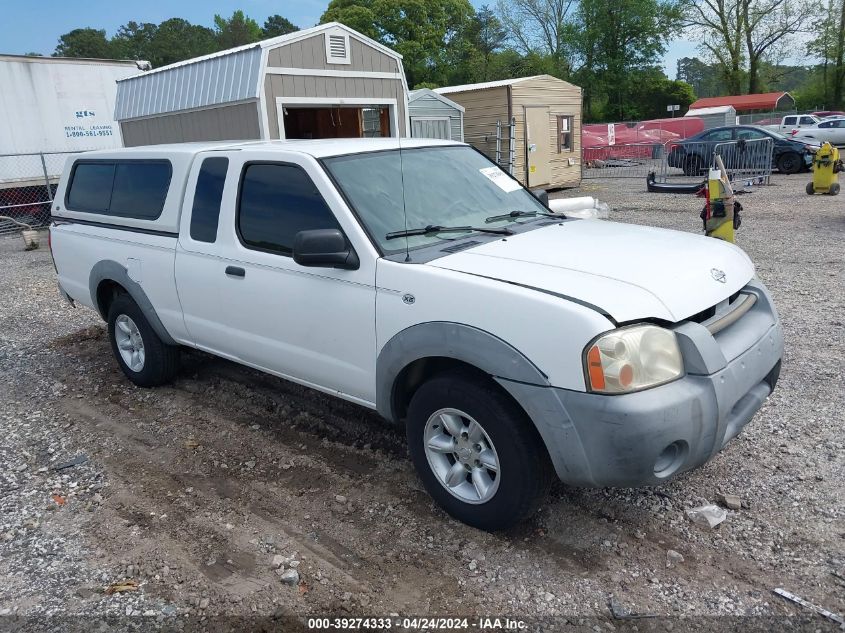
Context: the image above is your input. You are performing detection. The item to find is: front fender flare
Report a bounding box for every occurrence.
[375,321,550,422]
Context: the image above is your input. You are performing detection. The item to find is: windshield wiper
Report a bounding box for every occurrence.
[484,209,559,223]
[385,224,513,240]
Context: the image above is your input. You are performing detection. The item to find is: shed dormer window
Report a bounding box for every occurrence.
[325,31,351,65]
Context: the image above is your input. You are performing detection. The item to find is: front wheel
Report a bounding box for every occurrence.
[777,152,802,174]
[406,370,553,531]
[108,293,180,387]
[830,182,841,195]
[806,182,815,195]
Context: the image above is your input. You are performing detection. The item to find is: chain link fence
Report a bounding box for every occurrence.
[0,152,81,236]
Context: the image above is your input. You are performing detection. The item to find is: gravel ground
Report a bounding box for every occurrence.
[0,173,842,632]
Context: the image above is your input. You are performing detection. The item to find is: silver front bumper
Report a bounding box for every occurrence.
[499,279,784,487]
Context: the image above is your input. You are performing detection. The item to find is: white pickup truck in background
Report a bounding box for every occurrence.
[762,114,820,135]
[48,139,783,530]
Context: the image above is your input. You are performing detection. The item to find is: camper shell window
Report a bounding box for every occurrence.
[65,160,172,220]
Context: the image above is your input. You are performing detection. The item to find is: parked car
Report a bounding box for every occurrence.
[793,118,845,146]
[666,125,817,175]
[812,111,845,119]
[761,114,821,135]
[48,139,783,531]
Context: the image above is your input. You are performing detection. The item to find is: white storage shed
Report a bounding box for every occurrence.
[684,105,737,130]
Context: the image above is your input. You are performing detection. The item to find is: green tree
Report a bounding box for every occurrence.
[463,5,508,80]
[741,0,808,94]
[682,0,746,95]
[214,10,263,49]
[627,68,696,118]
[111,21,158,60]
[495,0,579,77]
[53,28,114,58]
[148,18,216,67]
[806,0,845,108]
[262,15,299,38]
[676,57,722,97]
[835,0,845,107]
[321,0,476,87]
[575,0,684,120]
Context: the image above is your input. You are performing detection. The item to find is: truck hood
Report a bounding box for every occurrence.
[429,220,755,323]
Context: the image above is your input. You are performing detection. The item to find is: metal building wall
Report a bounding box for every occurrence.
[120,102,262,147]
[114,47,262,121]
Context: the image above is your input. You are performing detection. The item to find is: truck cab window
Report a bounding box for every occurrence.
[237,163,341,256]
[190,157,228,243]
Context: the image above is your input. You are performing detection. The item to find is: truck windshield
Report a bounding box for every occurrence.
[322,146,549,254]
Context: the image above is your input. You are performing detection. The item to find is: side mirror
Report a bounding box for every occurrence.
[293,229,359,270]
[530,188,549,207]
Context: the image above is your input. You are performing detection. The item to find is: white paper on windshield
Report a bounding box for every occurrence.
[479,167,522,193]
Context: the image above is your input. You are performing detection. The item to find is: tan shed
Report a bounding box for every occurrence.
[114,23,409,146]
[436,75,582,189]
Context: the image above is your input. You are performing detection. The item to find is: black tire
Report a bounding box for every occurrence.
[806,182,815,195]
[406,370,553,531]
[777,152,802,174]
[107,293,180,387]
[683,155,703,177]
[829,182,840,195]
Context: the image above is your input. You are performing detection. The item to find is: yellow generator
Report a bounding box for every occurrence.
[701,155,741,243]
[806,142,842,195]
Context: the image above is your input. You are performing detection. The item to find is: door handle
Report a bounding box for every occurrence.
[225,266,245,278]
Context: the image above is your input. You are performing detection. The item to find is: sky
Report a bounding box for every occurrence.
[0,0,698,78]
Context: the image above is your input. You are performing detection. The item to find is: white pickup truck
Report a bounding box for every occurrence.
[762,114,820,135]
[49,139,783,530]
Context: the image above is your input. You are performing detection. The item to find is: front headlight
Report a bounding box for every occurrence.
[584,325,684,394]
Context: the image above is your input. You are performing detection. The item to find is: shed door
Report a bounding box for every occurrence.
[411,117,451,140]
[525,107,551,187]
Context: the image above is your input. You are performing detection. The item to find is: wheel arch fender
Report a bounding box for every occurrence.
[88,260,177,346]
[376,321,550,423]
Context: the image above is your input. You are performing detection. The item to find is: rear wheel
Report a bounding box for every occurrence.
[683,155,703,176]
[406,370,553,531]
[830,182,841,195]
[777,152,802,174]
[806,182,816,195]
[107,293,180,387]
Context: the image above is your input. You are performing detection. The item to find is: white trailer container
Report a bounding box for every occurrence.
[0,55,145,232]
[0,55,144,187]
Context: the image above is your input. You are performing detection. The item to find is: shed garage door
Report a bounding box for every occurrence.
[411,117,451,140]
